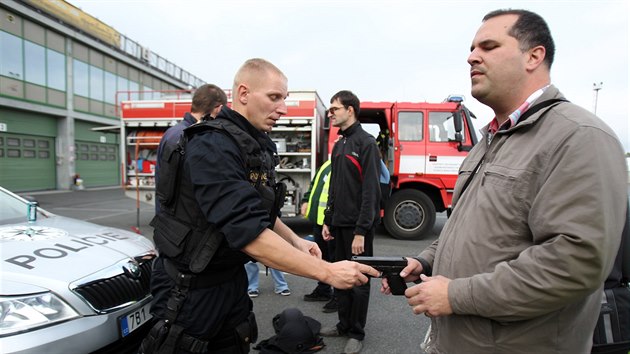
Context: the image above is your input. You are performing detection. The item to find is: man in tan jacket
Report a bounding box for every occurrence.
[383,9,628,354]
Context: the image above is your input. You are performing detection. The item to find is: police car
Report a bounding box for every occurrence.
[0,186,156,354]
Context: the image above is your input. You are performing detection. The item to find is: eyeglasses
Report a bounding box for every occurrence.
[328,106,346,114]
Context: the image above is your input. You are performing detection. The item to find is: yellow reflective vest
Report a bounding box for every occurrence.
[305,160,331,226]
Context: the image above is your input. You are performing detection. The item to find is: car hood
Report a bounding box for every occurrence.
[0,215,155,295]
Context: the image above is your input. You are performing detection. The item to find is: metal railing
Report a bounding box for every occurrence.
[118,34,205,89]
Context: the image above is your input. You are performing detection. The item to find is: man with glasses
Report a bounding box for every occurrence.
[320,90,382,354]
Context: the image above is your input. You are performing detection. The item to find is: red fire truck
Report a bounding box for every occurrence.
[327,95,477,240]
[120,90,476,240]
[119,90,328,217]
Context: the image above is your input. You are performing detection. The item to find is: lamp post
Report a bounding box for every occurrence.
[593,82,603,115]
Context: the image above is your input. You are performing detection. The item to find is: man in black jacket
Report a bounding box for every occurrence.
[321,90,382,354]
[154,84,227,214]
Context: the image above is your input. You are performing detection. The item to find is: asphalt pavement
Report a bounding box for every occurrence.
[25,187,443,354]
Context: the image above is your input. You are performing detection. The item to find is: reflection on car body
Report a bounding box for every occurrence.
[0,186,156,354]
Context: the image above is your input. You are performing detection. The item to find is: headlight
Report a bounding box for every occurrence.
[0,292,79,336]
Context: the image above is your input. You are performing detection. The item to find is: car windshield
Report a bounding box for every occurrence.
[0,187,44,224]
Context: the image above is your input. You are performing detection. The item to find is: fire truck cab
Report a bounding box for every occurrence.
[328,95,477,240]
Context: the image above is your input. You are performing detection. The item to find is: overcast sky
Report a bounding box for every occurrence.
[68,0,629,152]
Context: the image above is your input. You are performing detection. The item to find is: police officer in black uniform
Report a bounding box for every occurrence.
[154,83,227,214]
[139,58,379,354]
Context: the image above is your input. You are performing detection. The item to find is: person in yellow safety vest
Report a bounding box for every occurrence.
[300,159,337,313]
[304,160,331,225]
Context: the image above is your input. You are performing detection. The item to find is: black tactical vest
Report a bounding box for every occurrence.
[151,118,284,274]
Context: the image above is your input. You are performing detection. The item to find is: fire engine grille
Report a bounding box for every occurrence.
[72,255,154,313]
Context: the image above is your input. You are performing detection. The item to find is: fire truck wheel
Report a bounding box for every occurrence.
[383,189,436,240]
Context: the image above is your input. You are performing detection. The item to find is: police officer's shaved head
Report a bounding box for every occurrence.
[231,58,288,132]
[233,58,287,93]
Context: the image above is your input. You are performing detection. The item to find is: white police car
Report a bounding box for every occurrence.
[0,186,156,354]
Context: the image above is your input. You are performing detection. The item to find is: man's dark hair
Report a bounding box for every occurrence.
[483,9,555,69]
[330,90,360,117]
[191,84,228,115]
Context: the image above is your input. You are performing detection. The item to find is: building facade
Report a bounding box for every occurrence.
[0,0,204,191]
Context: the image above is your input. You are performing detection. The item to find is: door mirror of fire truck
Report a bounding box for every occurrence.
[454,109,473,152]
[453,110,464,143]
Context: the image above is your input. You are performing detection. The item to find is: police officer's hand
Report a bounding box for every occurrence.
[272,218,321,258]
[326,260,380,289]
[381,257,422,295]
[295,238,322,258]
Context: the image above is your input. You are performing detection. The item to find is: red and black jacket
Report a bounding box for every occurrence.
[325,121,381,235]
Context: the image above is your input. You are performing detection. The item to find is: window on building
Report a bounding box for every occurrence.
[38,140,49,148]
[90,66,104,101]
[0,31,23,79]
[142,85,154,100]
[25,41,46,85]
[104,71,116,104]
[23,150,36,158]
[129,80,139,100]
[47,49,65,90]
[73,59,89,96]
[117,76,129,95]
[22,139,35,148]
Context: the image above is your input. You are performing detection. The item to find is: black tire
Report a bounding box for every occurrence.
[383,189,436,240]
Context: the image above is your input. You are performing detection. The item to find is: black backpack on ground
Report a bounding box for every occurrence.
[253,308,325,354]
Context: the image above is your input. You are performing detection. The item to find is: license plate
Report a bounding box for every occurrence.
[119,302,152,337]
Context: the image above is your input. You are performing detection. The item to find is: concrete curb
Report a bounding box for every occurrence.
[19,185,120,196]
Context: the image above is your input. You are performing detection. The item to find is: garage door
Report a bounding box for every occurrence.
[74,141,119,187]
[0,133,56,191]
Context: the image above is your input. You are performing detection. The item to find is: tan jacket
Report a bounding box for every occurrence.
[420,86,627,353]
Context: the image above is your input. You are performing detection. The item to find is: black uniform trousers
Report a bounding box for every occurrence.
[150,256,253,352]
[332,226,374,341]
